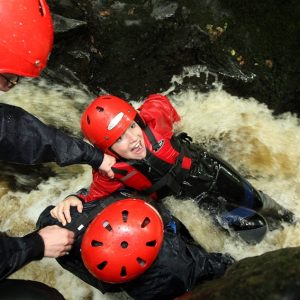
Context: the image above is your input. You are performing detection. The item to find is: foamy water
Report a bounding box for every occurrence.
[0,78,299,299]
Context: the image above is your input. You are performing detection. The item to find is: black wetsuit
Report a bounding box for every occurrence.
[37,191,234,300]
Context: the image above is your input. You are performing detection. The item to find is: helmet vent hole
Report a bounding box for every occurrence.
[103,221,113,232]
[91,240,103,247]
[96,106,104,112]
[121,241,128,249]
[97,261,107,270]
[122,210,128,222]
[38,0,46,16]
[86,115,90,124]
[137,257,146,267]
[146,240,157,247]
[120,266,127,277]
[141,217,150,228]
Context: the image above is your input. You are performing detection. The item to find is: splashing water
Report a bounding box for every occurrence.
[0,78,300,299]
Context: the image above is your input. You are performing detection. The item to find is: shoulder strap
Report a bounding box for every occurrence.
[65,193,128,236]
[144,126,161,151]
[142,149,186,195]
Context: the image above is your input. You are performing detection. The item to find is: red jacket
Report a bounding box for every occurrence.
[80,94,186,202]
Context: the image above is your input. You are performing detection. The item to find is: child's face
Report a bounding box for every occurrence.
[111,121,146,160]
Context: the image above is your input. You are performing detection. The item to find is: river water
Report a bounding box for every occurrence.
[0,73,300,299]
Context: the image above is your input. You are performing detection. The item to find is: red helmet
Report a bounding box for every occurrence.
[0,0,54,77]
[81,198,164,283]
[81,95,137,153]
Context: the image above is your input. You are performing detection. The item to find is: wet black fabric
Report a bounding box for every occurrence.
[0,231,44,280]
[0,103,104,286]
[0,279,65,300]
[111,132,265,212]
[122,230,233,300]
[0,103,103,168]
[37,192,234,299]
[172,138,265,211]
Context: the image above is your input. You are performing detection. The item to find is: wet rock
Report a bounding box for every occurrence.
[46,0,300,115]
[52,13,87,34]
[188,247,300,300]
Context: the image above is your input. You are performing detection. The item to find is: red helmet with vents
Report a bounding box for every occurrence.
[81,198,164,283]
[0,0,54,77]
[81,95,137,153]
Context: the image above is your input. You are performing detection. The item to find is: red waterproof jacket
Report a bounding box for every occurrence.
[79,94,191,202]
[78,94,260,212]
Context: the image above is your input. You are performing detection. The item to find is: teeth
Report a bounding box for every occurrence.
[133,141,140,150]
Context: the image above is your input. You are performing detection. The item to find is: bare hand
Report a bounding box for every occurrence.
[38,225,75,257]
[50,196,83,226]
[99,153,116,178]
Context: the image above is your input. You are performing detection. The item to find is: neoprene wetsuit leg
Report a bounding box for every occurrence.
[206,154,295,227]
[182,146,295,242]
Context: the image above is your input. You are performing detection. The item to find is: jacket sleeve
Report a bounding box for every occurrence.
[138,94,181,139]
[0,231,44,280]
[0,104,103,169]
[78,169,124,202]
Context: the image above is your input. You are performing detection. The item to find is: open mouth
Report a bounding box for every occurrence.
[131,140,144,153]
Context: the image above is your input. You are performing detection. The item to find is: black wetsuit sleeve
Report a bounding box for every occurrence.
[0,231,44,280]
[0,104,103,169]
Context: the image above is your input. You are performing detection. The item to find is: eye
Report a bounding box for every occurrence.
[130,122,137,129]
[116,136,123,143]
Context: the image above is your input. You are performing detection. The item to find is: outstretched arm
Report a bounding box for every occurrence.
[0,103,104,169]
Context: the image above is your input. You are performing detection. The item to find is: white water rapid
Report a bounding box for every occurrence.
[1,77,299,299]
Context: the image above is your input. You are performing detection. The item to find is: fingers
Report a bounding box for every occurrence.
[60,244,72,257]
[76,201,83,213]
[50,203,68,226]
[63,202,72,225]
[99,154,116,178]
[50,206,64,224]
[39,225,75,258]
[105,168,115,179]
[50,197,83,226]
[57,203,68,226]
[57,231,75,257]
[50,207,58,219]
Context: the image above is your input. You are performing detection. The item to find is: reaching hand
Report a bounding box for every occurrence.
[38,225,75,257]
[98,153,116,178]
[50,196,83,226]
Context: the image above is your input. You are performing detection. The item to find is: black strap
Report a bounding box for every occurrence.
[142,126,190,195]
[144,126,161,151]
[111,167,128,175]
[142,149,186,195]
[64,195,123,237]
